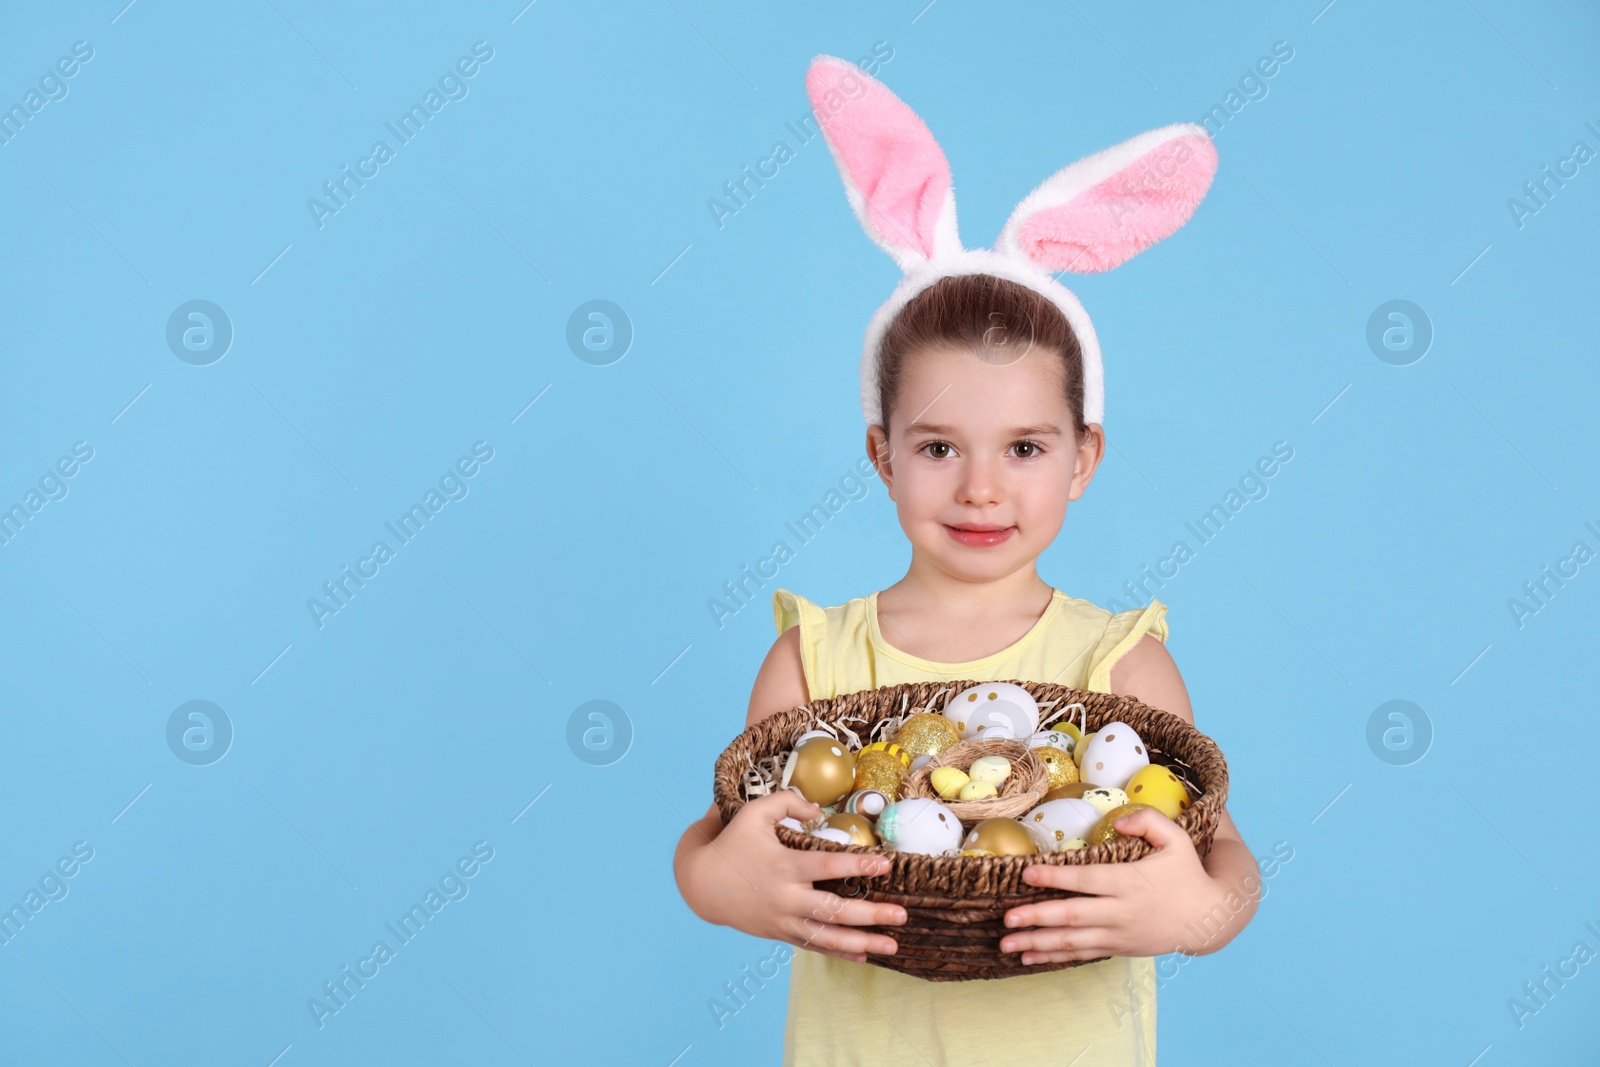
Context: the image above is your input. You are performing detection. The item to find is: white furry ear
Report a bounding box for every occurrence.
[996,123,1217,274]
[806,56,962,271]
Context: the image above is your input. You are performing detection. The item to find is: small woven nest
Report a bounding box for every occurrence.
[712,678,1230,982]
[900,736,1048,821]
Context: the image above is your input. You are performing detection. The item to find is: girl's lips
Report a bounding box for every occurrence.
[944,525,1015,547]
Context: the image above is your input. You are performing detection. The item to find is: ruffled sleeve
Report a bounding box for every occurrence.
[773,588,827,701]
[1084,598,1169,693]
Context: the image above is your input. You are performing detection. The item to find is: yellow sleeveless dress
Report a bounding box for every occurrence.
[773,585,1169,1067]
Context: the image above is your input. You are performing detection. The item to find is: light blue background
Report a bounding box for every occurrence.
[1,1,1596,1064]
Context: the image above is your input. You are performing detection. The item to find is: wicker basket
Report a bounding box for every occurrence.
[712,678,1230,982]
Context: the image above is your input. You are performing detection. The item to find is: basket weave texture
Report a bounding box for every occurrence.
[712,678,1230,982]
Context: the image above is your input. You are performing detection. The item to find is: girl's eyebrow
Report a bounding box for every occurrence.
[904,421,1062,437]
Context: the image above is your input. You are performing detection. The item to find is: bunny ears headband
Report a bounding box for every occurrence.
[804,55,1220,428]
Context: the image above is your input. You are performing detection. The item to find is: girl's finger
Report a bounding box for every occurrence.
[792,848,892,883]
[797,887,907,929]
[782,917,898,958]
[1019,859,1120,895]
[1002,894,1118,936]
[1006,923,1111,962]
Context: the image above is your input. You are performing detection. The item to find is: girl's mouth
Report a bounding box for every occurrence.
[944,524,1015,547]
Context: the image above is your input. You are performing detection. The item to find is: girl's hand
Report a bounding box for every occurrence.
[679,790,906,964]
[999,807,1231,964]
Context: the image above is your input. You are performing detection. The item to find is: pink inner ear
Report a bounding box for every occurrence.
[806,59,949,261]
[1018,133,1217,273]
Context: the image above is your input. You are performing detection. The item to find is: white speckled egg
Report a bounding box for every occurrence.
[943,682,1040,740]
[1021,798,1101,851]
[1079,721,1149,789]
[876,798,963,856]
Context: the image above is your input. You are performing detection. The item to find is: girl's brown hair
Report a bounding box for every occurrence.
[876,273,1085,440]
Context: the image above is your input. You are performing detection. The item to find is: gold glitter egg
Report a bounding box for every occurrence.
[823,812,880,847]
[863,741,911,769]
[852,749,907,800]
[1037,747,1080,791]
[890,713,961,759]
[962,818,1038,856]
[781,737,857,806]
[1125,765,1192,819]
[1087,802,1154,845]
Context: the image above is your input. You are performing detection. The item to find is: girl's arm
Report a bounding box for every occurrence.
[1000,634,1261,962]
[672,627,907,963]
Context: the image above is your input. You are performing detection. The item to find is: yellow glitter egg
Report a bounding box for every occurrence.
[823,812,879,847]
[1125,764,1192,819]
[963,818,1038,856]
[852,749,907,801]
[1086,802,1154,845]
[890,713,961,759]
[863,741,911,769]
[929,766,971,800]
[1037,747,1080,791]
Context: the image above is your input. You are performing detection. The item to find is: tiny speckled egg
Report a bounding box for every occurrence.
[944,682,1041,740]
[968,755,1013,784]
[962,818,1038,855]
[1059,837,1088,851]
[1079,786,1129,816]
[1124,764,1192,819]
[930,766,971,800]
[1080,722,1150,789]
[876,798,963,855]
[958,779,999,801]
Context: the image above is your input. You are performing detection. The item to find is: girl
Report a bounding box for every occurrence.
[674,57,1260,1065]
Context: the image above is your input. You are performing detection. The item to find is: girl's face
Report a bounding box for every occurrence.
[866,343,1105,584]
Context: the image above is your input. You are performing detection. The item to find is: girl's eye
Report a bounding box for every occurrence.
[1011,440,1044,459]
[920,441,953,460]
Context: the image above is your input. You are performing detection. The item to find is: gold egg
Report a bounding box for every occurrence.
[890,713,961,759]
[863,741,911,769]
[1042,781,1099,803]
[782,737,857,806]
[962,818,1038,856]
[1037,747,1080,791]
[852,749,907,801]
[1086,802,1154,845]
[824,812,879,847]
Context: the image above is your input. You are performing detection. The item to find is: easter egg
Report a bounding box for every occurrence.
[778,817,806,833]
[1021,798,1101,851]
[782,737,856,806]
[1036,747,1080,791]
[962,818,1039,856]
[824,812,880,847]
[1124,764,1191,819]
[944,682,1041,740]
[957,848,995,858]
[796,729,835,747]
[1080,722,1150,789]
[930,766,971,800]
[968,755,1013,784]
[863,741,911,769]
[1027,730,1077,753]
[810,826,854,845]
[1059,837,1088,851]
[876,798,963,855]
[1086,802,1154,845]
[844,788,890,819]
[1074,731,1097,768]
[1079,786,1129,816]
[892,713,961,759]
[1043,781,1100,803]
[852,749,907,800]
[958,779,999,801]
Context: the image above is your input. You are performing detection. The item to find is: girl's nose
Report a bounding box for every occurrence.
[957,455,1001,506]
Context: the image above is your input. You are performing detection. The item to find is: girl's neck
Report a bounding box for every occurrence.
[877,559,1053,623]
